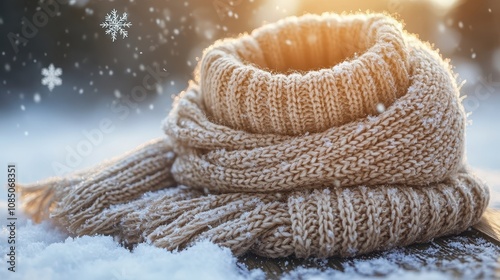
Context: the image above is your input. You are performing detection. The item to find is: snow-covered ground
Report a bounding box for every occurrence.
[0,209,499,279]
[1,85,499,279]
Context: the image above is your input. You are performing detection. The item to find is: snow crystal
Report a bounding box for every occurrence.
[356,124,364,133]
[367,115,378,122]
[322,138,333,147]
[100,9,132,42]
[421,117,435,128]
[387,188,397,195]
[438,23,446,33]
[166,152,175,159]
[376,103,386,113]
[280,161,291,170]
[33,93,41,103]
[41,64,62,92]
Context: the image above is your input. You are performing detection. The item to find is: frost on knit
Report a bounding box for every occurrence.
[20,13,489,258]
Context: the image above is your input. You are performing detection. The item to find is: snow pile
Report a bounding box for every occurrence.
[0,214,265,280]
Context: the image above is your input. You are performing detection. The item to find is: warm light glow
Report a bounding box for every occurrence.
[427,0,461,10]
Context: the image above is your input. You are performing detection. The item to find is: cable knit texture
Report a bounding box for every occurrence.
[20,13,489,259]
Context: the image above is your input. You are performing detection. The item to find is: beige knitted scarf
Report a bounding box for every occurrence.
[21,13,490,258]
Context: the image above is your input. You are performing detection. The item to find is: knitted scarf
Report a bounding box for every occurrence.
[21,13,489,258]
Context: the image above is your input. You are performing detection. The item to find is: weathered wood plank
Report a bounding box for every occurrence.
[240,208,500,279]
[473,208,500,243]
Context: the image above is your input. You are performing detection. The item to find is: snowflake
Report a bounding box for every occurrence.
[41,64,62,91]
[100,9,132,42]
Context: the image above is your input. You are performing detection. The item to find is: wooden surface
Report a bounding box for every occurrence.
[239,208,500,279]
[474,208,500,243]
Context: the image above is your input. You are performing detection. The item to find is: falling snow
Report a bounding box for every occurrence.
[2,2,500,279]
[100,9,132,42]
[376,103,386,113]
[34,93,41,103]
[41,64,62,92]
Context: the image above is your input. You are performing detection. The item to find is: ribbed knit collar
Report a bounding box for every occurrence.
[198,13,411,135]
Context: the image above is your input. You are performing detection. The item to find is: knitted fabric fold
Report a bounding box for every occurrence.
[20,13,489,258]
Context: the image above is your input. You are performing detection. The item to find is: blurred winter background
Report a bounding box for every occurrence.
[0,0,500,279]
